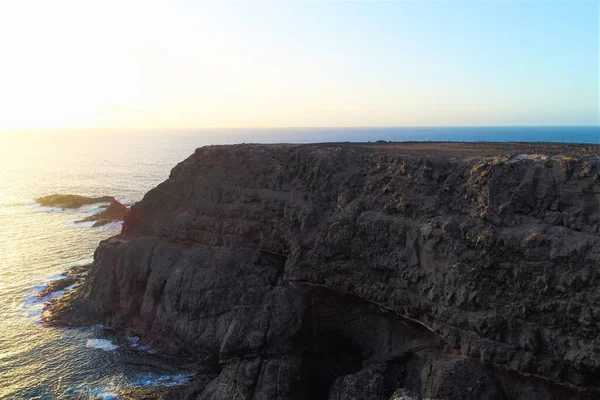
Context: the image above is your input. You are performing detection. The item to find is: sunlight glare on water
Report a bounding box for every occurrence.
[0,132,208,399]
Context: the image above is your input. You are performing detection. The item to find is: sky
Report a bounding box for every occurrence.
[0,0,597,132]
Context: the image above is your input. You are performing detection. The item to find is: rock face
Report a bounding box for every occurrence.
[62,143,600,399]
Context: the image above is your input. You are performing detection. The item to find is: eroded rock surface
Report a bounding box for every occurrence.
[55,143,600,399]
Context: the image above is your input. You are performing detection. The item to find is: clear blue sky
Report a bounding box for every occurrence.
[0,0,597,131]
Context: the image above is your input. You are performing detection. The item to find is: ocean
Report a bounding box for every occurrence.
[0,127,597,398]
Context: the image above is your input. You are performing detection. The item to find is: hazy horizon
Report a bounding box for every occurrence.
[0,0,598,133]
[1,126,598,146]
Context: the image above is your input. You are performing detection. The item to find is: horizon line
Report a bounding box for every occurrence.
[1,124,598,135]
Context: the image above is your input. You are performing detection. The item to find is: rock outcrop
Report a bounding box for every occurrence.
[36,193,129,226]
[76,200,129,226]
[36,194,118,208]
[55,143,600,399]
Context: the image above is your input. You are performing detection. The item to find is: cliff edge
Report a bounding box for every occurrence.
[54,142,600,399]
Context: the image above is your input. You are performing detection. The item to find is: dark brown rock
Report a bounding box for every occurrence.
[76,199,129,226]
[38,263,92,317]
[37,277,78,300]
[50,143,600,399]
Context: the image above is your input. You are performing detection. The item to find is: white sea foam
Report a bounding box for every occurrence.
[75,220,97,228]
[39,283,78,302]
[82,372,191,399]
[68,257,94,267]
[84,202,111,214]
[23,281,79,323]
[126,336,139,345]
[86,339,119,351]
[47,273,68,281]
[158,374,192,387]
[91,388,119,399]
[80,372,191,400]
[25,307,44,322]
[131,372,192,387]
[126,336,157,354]
[23,292,45,322]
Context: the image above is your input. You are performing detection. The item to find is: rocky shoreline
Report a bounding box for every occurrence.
[48,142,600,399]
[36,194,129,226]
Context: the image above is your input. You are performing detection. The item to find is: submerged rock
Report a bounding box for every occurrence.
[50,143,600,399]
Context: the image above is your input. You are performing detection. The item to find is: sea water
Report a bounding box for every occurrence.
[0,127,597,398]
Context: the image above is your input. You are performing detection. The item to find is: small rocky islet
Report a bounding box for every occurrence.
[36,194,119,209]
[35,194,128,226]
[44,142,600,399]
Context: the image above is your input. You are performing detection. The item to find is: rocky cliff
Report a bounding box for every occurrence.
[56,143,600,399]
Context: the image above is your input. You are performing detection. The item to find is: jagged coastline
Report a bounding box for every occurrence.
[35,194,129,226]
[50,142,600,399]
